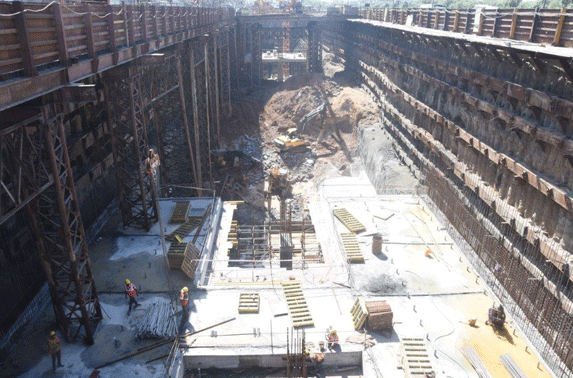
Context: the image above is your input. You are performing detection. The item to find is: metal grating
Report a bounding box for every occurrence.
[170,201,190,223]
[281,281,314,328]
[401,337,433,377]
[238,293,260,314]
[340,233,365,263]
[333,208,366,233]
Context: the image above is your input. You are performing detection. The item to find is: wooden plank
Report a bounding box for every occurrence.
[53,3,69,66]
[166,216,201,242]
[12,1,37,76]
[340,233,365,263]
[170,201,190,223]
[167,242,190,269]
[401,337,433,378]
[181,241,201,279]
[281,281,313,327]
[84,4,95,60]
[333,208,366,233]
[238,293,260,313]
[553,8,567,46]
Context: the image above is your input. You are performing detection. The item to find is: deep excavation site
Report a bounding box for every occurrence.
[1,4,573,378]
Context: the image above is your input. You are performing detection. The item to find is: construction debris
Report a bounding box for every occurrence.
[346,332,376,348]
[134,301,179,340]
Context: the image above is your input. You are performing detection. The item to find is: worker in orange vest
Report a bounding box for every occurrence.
[125,279,140,314]
[47,331,63,373]
[326,329,339,350]
[305,349,325,378]
[179,287,189,317]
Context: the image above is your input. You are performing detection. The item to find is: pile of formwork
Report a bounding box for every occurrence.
[351,297,393,330]
[365,300,393,330]
[167,242,190,269]
[170,201,190,223]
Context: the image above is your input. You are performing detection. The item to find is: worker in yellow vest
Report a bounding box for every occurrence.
[47,331,63,373]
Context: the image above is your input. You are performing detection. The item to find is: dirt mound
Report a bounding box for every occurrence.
[260,73,379,137]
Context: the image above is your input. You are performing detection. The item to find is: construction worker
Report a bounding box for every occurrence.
[305,349,325,378]
[326,329,339,350]
[125,279,140,314]
[179,287,189,317]
[47,331,63,373]
[486,303,506,329]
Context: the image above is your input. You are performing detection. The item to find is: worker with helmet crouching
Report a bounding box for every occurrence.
[305,349,325,378]
[326,329,339,351]
[124,279,140,315]
[179,287,190,317]
[47,330,64,372]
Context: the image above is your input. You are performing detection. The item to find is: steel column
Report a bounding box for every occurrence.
[189,40,203,194]
[27,106,102,344]
[104,65,157,230]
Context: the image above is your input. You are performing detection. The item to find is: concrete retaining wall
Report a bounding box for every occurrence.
[184,351,362,369]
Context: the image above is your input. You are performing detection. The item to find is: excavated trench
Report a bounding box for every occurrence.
[322,20,573,378]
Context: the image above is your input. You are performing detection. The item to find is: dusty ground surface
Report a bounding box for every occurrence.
[217,52,379,221]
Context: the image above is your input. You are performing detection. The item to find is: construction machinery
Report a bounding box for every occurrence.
[264,167,292,212]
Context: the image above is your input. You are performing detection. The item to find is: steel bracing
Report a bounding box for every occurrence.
[104,66,158,231]
[26,105,102,344]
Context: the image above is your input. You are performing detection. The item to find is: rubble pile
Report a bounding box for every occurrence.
[219,72,380,214]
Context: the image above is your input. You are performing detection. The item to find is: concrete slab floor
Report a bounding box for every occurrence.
[8,177,556,378]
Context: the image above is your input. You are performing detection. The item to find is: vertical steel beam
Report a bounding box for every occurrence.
[103,65,157,230]
[212,32,221,146]
[176,56,199,188]
[26,106,102,344]
[307,21,322,74]
[282,21,290,81]
[251,24,262,86]
[204,35,214,182]
[189,41,203,195]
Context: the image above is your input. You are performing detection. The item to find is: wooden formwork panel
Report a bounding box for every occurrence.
[167,242,190,269]
[340,233,365,263]
[166,217,202,242]
[170,201,190,223]
[181,242,201,280]
[333,208,366,233]
[281,281,313,328]
[238,293,260,314]
[401,337,433,378]
[350,297,368,330]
